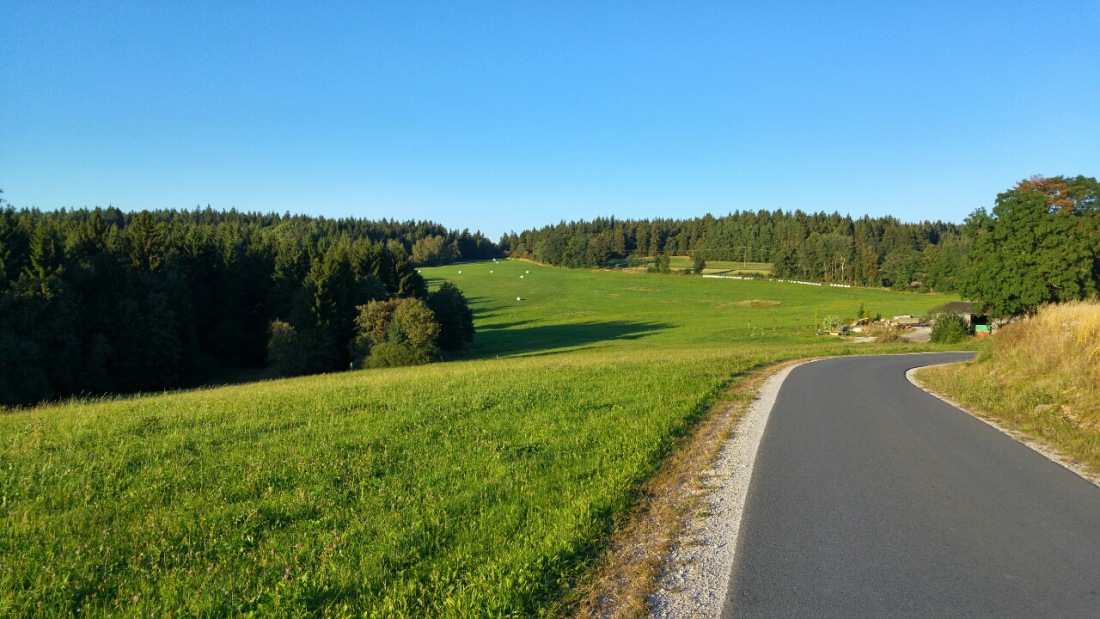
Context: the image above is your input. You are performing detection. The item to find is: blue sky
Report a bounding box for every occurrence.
[2,1,1097,240]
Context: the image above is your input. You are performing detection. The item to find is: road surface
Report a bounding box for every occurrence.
[722,353,1100,618]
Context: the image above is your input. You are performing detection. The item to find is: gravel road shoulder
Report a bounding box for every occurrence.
[647,362,805,618]
[646,356,1098,619]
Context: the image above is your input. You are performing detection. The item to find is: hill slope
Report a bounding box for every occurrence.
[1,262,956,617]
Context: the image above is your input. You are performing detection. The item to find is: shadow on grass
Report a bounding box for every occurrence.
[466,296,505,320]
[479,320,534,331]
[471,320,670,358]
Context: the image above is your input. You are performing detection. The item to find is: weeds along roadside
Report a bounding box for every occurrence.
[566,357,802,618]
[915,301,1100,478]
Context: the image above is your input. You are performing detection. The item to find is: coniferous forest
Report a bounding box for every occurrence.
[0,203,499,406]
[502,210,969,290]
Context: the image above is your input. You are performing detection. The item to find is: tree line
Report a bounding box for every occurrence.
[0,202,496,406]
[500,210,966,290]
[3,175,1092,405]
[500,174,1099,318]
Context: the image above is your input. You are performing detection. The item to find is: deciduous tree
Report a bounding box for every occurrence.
[961,176,1099,317]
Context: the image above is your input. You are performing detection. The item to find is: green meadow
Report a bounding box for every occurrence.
[1,261,955,617]
[671,257,772,276]
[611,256,771,276]
[435,259,929,357]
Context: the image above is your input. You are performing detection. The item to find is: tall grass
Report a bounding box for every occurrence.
[1,261,961,616]
[917,301,1100,474]
[0,350,771,616]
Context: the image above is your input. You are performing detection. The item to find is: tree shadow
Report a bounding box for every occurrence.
[470,320,670,358]
[478,320,533,331]
[463,296,504,320]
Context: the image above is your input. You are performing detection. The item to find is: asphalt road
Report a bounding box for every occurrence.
[722,353,1100,618]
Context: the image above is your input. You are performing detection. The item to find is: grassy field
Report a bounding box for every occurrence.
[435,259,942,357]
[672,256,771,276]
[613,256,771,276]
[1,260,959,617]
[916,301,1100,477]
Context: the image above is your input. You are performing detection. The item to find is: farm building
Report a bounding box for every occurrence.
[937,301,989,329]
[928,301,992,335]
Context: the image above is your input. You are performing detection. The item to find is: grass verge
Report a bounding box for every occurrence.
[567,359,803,618]
[915,301,1100,478]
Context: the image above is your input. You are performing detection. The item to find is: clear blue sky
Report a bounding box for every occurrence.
[3,1,1097,240]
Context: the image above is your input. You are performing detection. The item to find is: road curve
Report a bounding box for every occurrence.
[722,353,1100,618]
